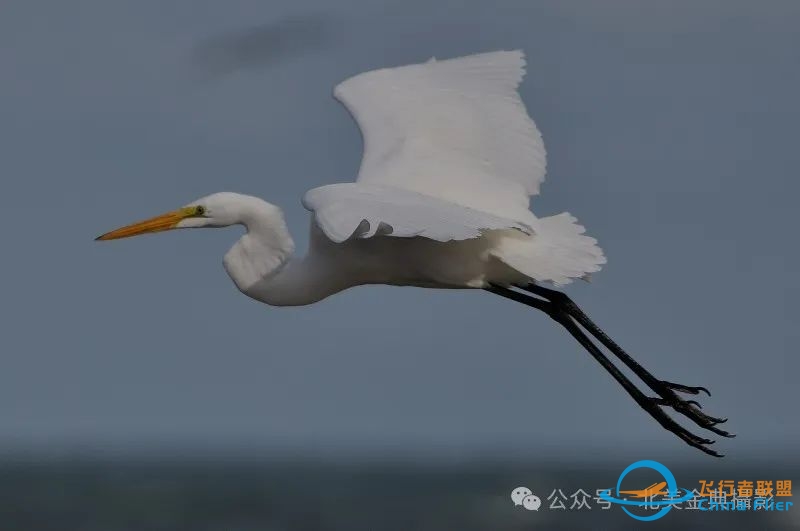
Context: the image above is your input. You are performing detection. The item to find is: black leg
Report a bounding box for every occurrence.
[519,283,733,439]
[486,284,732,457]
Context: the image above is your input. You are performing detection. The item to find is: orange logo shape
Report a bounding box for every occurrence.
[619,481,669,499]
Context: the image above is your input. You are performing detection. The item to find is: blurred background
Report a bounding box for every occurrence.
[0,0,798,529]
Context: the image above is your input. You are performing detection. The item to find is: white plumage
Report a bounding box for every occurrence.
[302,183,533,243]
[97,51,732,457]
[333,50,545,209]
[305,49,604,288]
[97,49,606,302]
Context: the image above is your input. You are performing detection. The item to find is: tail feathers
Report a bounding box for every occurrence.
[494,212,606,286]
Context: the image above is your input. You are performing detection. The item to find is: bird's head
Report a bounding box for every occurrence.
[95,191,296,301]
[95,192,253,241]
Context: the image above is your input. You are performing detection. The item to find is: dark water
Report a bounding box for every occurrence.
[1,457,796,531]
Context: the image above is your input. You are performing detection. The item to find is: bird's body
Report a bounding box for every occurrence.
[209,189,600,306]
[97,50,732,456]
[171,51,604,305]
[225,209,523,306]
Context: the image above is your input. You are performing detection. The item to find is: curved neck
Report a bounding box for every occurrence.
[247,256,342,306]
[222,201,339,306]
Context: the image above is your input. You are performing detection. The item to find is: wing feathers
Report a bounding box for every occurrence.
[333,50,546,219]
[303,183,531,243]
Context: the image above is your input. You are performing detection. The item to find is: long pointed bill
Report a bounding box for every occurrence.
[95,208,191,241]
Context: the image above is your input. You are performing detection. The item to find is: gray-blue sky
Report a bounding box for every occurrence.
[0,0,797,462]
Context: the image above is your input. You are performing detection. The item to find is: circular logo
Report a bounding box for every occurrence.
[599,460,694,521]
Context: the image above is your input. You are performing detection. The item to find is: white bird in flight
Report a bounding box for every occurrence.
[97,50,732,456]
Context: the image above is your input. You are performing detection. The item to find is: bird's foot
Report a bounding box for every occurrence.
[647,379,734,444]
[638,397,724,457]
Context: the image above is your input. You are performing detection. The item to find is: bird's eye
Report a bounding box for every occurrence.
[195,206,205,216]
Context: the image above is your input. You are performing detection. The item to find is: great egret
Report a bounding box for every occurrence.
[96,50,732,456]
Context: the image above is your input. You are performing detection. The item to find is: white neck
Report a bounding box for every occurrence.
[221,199,340,306]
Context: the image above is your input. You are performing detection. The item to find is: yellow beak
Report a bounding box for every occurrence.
[95,208,189,241]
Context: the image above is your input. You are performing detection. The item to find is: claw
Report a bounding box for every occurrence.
[647,397,725,456]
[652,397,701,411]
[662,381,711,396]
[646,390,734,447]
[686,408,728,426]
[680,432,722,457]
[643,380,730,454]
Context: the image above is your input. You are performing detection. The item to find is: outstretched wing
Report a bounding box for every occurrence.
[303,183,531,243]
[333,50,546,221]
